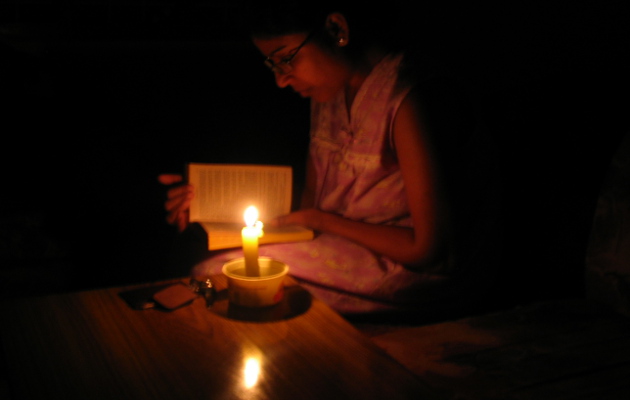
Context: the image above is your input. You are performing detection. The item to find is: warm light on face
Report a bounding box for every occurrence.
[243,357,261,388]
[244,206,259,227]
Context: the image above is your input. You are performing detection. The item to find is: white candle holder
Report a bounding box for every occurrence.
[222,257,289,308]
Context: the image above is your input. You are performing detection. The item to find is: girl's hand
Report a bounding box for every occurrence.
[269,208,322,231]
[158,174,193,232]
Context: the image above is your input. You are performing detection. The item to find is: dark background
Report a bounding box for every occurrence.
[1,1,628,309]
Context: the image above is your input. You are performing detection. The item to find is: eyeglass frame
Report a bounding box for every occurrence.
[263,30,317,75]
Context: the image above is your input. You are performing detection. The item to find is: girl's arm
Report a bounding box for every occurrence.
[273,91,445,267]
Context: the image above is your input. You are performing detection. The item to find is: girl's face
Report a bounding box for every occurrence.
[253,33,351,103]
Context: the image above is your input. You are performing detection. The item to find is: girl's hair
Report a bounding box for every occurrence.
[242,1,403,52]
[244,2,335,38]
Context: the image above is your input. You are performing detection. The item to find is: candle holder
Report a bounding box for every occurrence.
[222,257,289,308]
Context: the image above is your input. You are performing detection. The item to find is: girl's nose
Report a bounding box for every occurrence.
[274,71,291,88]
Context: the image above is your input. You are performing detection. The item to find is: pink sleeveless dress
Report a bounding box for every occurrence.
[193,54,450,314]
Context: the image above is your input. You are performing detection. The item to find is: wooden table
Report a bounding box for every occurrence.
[0,275,441,400]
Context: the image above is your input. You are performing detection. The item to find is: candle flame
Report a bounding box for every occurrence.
[244,206,258,227]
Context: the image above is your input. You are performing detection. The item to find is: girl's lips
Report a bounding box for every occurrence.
[292,86,311,97]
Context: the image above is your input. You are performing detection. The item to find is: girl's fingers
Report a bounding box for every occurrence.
[158,174,183,185]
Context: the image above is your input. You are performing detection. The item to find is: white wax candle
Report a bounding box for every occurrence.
[242,206,262,277]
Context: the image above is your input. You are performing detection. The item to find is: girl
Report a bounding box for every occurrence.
[160,2,490,317]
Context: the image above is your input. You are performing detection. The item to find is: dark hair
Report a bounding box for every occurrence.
[242,1,403,52]
[244,2,335,38]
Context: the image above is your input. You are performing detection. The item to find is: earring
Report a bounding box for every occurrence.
[337,37,346,46]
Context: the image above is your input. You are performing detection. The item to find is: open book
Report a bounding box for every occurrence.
[187,163,314,250]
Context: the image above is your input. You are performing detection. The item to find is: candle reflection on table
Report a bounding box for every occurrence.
[244,357,261,388]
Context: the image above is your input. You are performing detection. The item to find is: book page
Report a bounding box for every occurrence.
[188,163,293,223]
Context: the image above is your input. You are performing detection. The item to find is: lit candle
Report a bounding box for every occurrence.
[242,206,263,277]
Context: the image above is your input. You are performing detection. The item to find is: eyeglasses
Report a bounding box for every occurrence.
[264,31,315,75]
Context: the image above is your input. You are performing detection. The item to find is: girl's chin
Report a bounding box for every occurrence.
[308,90,337,103]
[293,83,340,102]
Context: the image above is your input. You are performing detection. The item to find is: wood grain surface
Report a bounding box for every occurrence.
[1,276,441,400]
